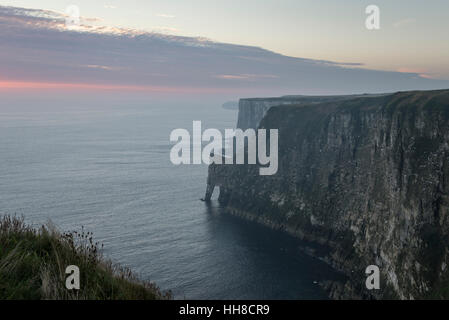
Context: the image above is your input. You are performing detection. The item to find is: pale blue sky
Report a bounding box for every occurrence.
[2,0,449,80]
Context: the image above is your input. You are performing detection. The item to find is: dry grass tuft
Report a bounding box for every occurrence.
[0,214,171,300]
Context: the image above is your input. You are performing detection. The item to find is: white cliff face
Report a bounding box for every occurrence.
[237,99,293,130]
[236,94,387,130]
[207,89,449,299]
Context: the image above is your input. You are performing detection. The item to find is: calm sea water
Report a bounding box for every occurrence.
[0,96,340,299]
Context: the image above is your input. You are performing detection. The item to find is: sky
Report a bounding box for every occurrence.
[1,1,448,96]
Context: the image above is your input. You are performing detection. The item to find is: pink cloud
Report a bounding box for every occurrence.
[0,79,261,94]
[396,68,439,79]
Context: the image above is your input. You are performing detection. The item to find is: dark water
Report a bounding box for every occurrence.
[0,96,340,299]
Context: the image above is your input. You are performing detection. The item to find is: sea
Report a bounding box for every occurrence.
[0,94,341,299]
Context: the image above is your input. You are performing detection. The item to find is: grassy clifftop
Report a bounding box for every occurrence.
[0,215,171,300]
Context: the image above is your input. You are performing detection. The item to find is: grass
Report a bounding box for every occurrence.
[0,215,171,300]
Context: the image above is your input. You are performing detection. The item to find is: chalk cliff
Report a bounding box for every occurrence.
[206,89,449,299]
[236,94,385,130]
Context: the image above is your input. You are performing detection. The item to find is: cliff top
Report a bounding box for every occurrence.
[262,89,449,113]
[240,89,449,105]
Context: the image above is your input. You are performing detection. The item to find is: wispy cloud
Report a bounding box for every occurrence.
[83,64,118,71]
[151,26,180,34]
[396,67,438,79]
[156,13,175,18]
[215,74,279,80]
[0,5,447,94]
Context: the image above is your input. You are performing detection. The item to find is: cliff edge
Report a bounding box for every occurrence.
[206,89,449,299]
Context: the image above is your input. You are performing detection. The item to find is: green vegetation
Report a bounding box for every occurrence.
[0,215,171,300]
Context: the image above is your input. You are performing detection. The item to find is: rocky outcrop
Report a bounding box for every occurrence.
[206,89,449,299]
